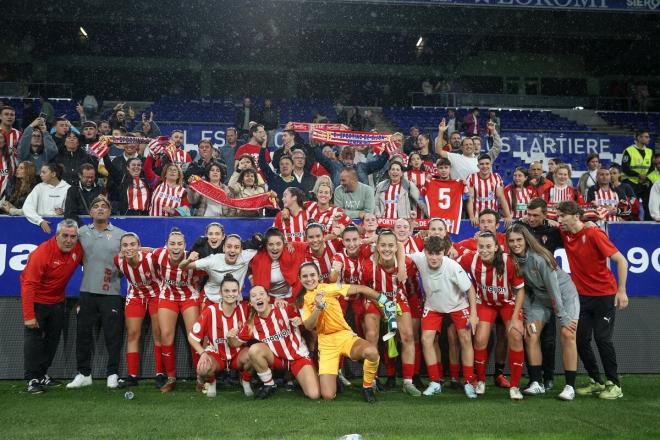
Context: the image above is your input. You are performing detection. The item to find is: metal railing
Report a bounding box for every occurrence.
[0,82,73,99]
[409,92,660,111]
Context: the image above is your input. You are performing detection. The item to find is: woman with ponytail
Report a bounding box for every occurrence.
[114,233,166,389]
[228,285,319,400]
[188,274,253,398]
[506,224,580,401]
[457,231,526,400]
[149,228,202,392]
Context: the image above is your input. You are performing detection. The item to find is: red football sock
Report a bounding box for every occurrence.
[462,365,475,384]
[191,348,200,370]
[384,351,396,377]
[509,349,525,388]
[240,370,252,382]
[427,363,442,382]
[414,343,422,376]
[402,363,414,380]
[126,351,140,377]
[161,344,176,378]
[339,356,344,371]
[474,348,488,382]
[450,363,461,381]
[153,345,165,375]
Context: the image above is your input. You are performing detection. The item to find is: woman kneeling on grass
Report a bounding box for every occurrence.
[506,224,580,401]
[228,286,320,400]
[188,274,254,398]
[298,262,398,403]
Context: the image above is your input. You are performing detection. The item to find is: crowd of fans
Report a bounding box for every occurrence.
[1,96,656,404]
[1,100,659,226]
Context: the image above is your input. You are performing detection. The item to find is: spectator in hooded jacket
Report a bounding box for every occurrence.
[18,117,57,172]
[52,131,98,186]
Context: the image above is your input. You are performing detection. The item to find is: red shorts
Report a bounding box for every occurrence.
[477,303,522,324]
[422,307,471,331]
[338,296,349,314]
[364,291,410,316]
[350,297,365,316]
[205,347,247,371]
[125,295,159,319]
[159,297,200,314]
[407,293,423,319]
[271,355,314,377]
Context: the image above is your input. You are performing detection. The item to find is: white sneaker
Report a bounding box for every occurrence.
[422,381,442,396]
[523,381,545,395]
[338,370,352,387]
[510,387,523,400]
[107,374,119,389]
[241,379,254,397]
[558,385,575,401]
[475,381,486,395]
[66,373,92,389]
[206,380,217,398]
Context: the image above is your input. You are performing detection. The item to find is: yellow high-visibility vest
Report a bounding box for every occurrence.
[623,145,652,184]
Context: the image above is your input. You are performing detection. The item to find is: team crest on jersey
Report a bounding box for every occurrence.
[541,235,548,244]
[72,252,78,262]
[582,235,586,244]
[106,233,113,240]
[278,319,285,327]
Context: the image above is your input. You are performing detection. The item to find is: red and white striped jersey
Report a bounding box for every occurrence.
[304,201,351,234]
[304,240,342,282]
[273,209,309,242]
[149,183,188,216]
[457,251,524,306]
[360,256,417,300]
[3,127,21,151]
[382,182,401,219]
[149,248,200,301]
[127,177,150,211]
[405,169,431,192]
[332,251,362,285]
[402,236,424,255]
[593,187,620,222]
[190,302,249,361]
[504,185,534,219]
[544,185,580,206]
[466,172,504,214]
[237,304,309,361]
[114,252,162,299]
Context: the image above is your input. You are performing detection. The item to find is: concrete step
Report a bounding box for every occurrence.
[552,108,631,136]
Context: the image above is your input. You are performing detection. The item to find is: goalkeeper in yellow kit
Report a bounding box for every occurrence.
[298,262,397,403]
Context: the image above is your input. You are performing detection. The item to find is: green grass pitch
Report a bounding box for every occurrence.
[2,375,660,439]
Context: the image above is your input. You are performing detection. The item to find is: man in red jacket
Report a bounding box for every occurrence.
[21,219,83,394]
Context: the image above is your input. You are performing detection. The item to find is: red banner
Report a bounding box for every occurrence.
[87,135,157,159]
[290,122,350,132]
[311,128,392,147]
[377,218,431,229]
[424,179,465,234]
[188,177,278,211]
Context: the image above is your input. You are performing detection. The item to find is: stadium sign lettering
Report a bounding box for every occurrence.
[475,0,607,7]
[0,243,37,276]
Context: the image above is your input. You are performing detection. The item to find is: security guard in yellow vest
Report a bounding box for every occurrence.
[622,130,654,220]
[648,153,660,185]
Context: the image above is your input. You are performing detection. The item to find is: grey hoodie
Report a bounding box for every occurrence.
[515,249,578,326]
